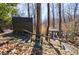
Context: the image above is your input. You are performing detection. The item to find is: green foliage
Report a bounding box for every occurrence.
[0,3,17,28]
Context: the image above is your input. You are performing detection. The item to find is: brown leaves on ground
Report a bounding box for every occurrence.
[0,36,79,55]
[0,36,33,55]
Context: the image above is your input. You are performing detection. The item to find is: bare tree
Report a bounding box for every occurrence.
[31,3,42,55]
[58,3,62,38]
[73,3,78,39]
[46,3,50,41]
[73,4,78,54]
[74,3,78,21]
[52,4,55,28]
[33,4,37,30]
[62,4,66,23]
[27,3,30,17]
[36,3,41,39]
[58,3,64,48]
[67,4,71,22]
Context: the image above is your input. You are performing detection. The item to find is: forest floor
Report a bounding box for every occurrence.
[0,35,79,55]
[0,29,79,55]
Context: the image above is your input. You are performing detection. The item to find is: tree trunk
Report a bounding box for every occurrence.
[27,3,30,17]
[58,3,62,38]
[36,3,41,39]
[58,3,62,47]
[74,4,78,21]
[52,4,55,28]
[31,3,42,55]
[73,4,78,40]
[68,5,71,22]
[46,3,50,41]
[62,4,66,23]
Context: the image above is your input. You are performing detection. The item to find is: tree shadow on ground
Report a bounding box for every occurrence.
[1,32,31,43]
[31,38,43,55]
[49,42,61,55]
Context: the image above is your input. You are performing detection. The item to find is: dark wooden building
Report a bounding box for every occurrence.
[12,17,33,35]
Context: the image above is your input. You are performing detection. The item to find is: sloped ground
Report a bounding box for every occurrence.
[42,38,79,55]
[0,35,79,55]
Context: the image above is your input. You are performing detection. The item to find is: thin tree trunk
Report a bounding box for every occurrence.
[58,3,62,38]
[73,3,78,40]
[52,4,55,28]
[68,5,71,22]
[27,3,30,17]
[58,3,62,47]
[74,4,78,21]
[62,4,66,23]
[46,3,50,41]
